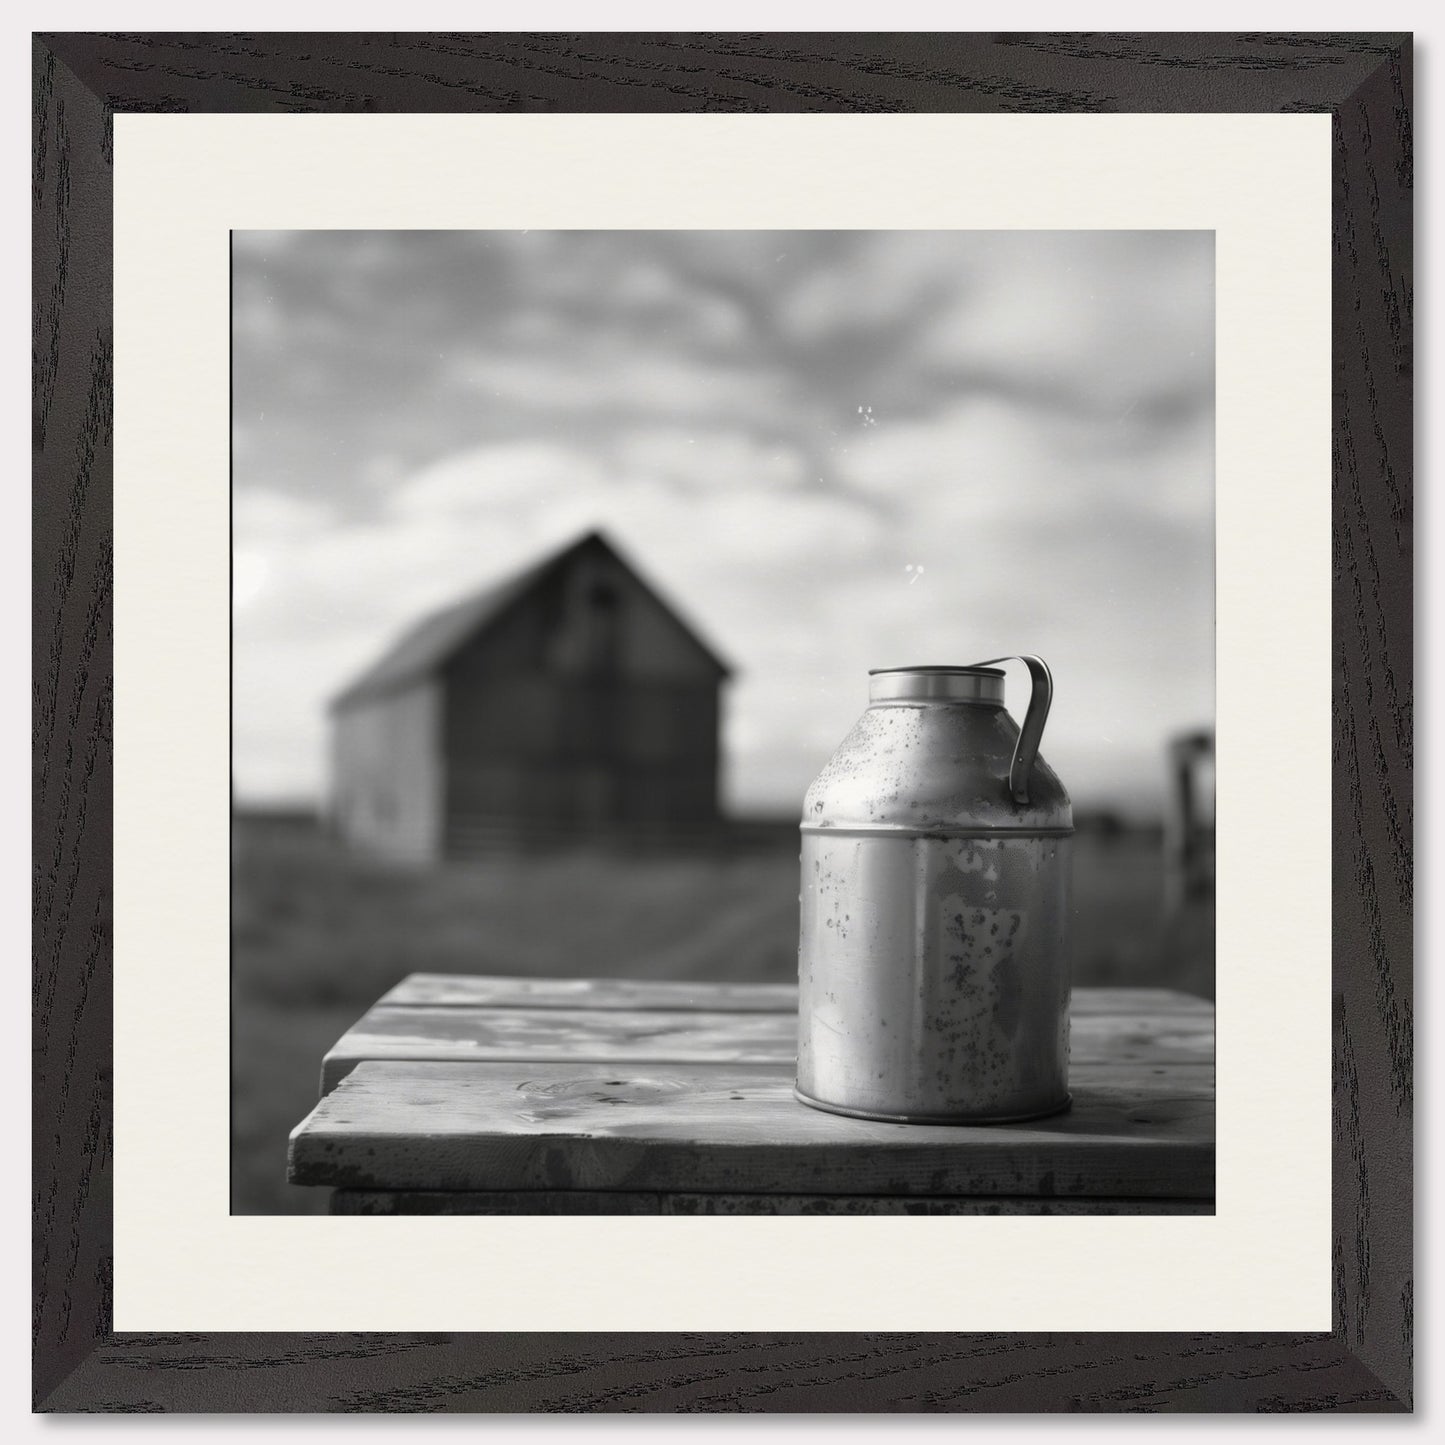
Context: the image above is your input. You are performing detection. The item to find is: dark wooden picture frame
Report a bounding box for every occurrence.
[33,32,1412,1412]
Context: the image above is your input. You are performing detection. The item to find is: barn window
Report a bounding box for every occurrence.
[552,574,623,677]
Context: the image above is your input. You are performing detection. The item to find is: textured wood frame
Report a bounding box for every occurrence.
[32,32,1411,1412]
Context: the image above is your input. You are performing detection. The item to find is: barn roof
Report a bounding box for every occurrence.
[330,530,731,710]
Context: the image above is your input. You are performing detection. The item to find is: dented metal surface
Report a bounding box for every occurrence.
[796,661,1075,1124]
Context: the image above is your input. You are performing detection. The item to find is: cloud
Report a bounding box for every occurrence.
[778,231,962,343]
[231,229,301,260]
[442,346,798,425]
[232,230,1215,815]
[606,258,752,346]
[916,231,1215,417]
[837,395,1213,536]
[390,441,609,518]
[773,231,1214,437]
[611,426,807,496]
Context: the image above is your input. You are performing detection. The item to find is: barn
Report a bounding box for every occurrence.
[328,530,731,860]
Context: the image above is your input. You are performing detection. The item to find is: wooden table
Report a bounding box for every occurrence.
[288,975,1215,1215]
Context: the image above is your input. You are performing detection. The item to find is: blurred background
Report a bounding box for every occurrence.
[232,230,1215,1213]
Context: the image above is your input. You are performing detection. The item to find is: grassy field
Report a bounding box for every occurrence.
[233,815,1210,1215]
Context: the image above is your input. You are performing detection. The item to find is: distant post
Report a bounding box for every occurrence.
[1161,728,1215,998]
[1163,729,1215,914]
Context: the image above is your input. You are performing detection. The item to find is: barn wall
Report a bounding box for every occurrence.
[442,677,719,839]
[448,547,722,681]
[436,542,724,844]
[331,539,728,854]
[330,682,442,861]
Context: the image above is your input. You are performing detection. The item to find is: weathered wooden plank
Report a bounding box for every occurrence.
[330,1188,1214,1217]
[379,974,797,1011]
[320,1007,794,1091]
[379,973,1209,1015]
[332,1188,661,1215]
[320,1003,1214,1092]
[290,1061,1214,1198]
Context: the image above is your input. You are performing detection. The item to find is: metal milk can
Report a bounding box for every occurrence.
[796,657,1074,1124]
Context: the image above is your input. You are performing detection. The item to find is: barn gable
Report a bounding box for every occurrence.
[329,530,732,858]
[331,530,729,711]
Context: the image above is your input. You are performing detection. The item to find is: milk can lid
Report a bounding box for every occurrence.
[868,666,1005,704]
[867,665,1005,675]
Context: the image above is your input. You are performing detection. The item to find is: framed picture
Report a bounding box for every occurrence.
[33,32,1411,1411]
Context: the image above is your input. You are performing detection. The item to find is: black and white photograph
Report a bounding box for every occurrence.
[231,227,1217,1218]
[32,24,1416,1415]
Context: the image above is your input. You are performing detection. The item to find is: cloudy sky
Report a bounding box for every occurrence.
[232,229,1213,818]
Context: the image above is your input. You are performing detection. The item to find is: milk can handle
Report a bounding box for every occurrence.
[971,655,1054,807]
